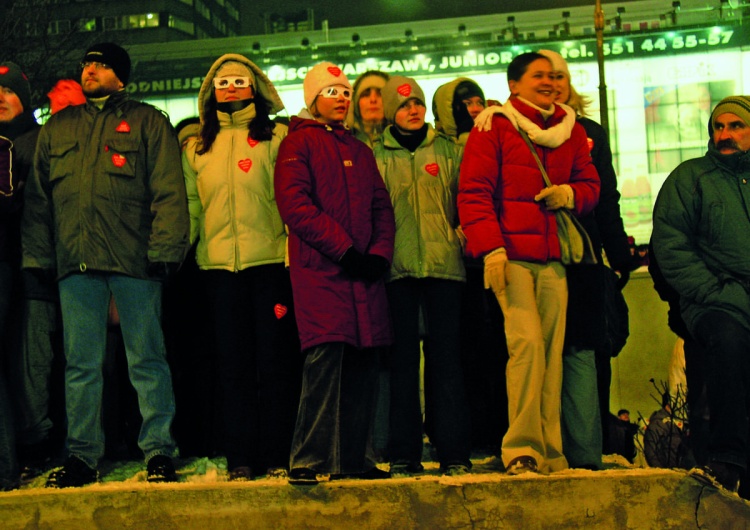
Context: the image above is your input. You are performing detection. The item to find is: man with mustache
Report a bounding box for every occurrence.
[22,43,189,488]
[653,96,750,494]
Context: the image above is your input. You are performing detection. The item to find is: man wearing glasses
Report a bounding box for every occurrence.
[22,42,189,487]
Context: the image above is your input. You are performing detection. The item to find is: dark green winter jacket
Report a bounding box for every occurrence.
[22,90,189,279]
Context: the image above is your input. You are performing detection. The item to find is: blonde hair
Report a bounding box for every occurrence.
[566,84,593,118]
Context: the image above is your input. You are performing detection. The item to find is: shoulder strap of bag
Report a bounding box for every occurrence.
[518,128,552,188]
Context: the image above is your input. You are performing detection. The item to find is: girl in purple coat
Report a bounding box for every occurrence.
[274,62,396,485]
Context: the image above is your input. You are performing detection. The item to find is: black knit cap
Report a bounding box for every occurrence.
[81,42,131,85]
[453,80,484,102]
[0,61,31,111]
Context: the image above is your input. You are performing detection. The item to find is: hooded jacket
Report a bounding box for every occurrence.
[345,72,389,148]
[22,90,189,279]
[183,53,288,271]
[458,97,600,262]
[432,77,479,145]
[374,124,465,282]
[274,113,395,351]
[653,129,750,334]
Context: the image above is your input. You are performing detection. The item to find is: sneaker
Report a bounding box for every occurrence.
[266,467,289,480]
[390,462,425,478]
[330,467,391,480]
[228,466,253,482]
[289,467,318,485]
[506,456,538,476]
[146,455,178,483]
[46,456,98,488]
[690,462,741,493]
[442,464,470,477]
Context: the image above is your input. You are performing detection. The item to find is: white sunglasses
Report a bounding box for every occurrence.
[214,76,252,90]
[318,86,352,100]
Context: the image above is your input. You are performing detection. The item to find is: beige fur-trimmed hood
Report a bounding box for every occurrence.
[198,53,284,123]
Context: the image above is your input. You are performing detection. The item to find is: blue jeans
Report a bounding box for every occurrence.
[58,273,177,468]
[561,347,602,469]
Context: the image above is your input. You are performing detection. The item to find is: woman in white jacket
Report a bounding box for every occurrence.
[182,54,300,481]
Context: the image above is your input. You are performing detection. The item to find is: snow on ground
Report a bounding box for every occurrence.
[9,452,660,495]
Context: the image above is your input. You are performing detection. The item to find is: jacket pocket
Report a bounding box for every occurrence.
[48,140,78,184]
[99,138,145,203]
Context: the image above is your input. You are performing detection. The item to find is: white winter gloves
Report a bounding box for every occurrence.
[534,184,574,211]
[484,248,508,297]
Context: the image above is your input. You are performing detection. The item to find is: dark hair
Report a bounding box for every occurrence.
[175,116,200,135]
[507,52,551,83]
[197,91,274,155]
[617,409,630,416]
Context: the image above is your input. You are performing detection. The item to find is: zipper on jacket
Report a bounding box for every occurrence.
[410,151,423,271]
[229,132,240,272]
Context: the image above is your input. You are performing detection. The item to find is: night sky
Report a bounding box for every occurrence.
[240,0,640,35]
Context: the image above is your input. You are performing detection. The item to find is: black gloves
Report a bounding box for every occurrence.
[339,248,389,282]
[147,262,180,281]
[360,254,389,282]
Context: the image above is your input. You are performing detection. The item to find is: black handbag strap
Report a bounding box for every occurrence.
[518,128,553,188]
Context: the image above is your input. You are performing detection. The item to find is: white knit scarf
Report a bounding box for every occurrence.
[474,97,576,148]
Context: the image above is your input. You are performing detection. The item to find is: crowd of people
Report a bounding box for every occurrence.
[0,41,748,497]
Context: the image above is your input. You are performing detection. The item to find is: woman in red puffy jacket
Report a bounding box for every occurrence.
[457,52,600,476]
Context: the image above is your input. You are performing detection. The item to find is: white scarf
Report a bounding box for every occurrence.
[474,98,576,148]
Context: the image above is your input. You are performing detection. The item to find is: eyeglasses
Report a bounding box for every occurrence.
[213,76,252,90]
[318,86,352,100]
[80,61,112,71]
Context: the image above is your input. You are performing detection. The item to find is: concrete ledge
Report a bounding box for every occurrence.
[1,468,749,529]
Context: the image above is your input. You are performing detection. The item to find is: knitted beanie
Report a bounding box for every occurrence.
[537,49,571,79]
[382,76,426,123]
[453,80,485,103]
[711,96,750,130]
[303,62,351,110]
[216,60,256,87]
[0,61,31,111]
[82,42,131,85]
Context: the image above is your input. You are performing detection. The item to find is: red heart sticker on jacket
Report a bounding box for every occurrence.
[0,66,8,75]
[238,159,252,172]
[587,137,594,151]
[425,163,439,176]
[115,120,131,133]
[247,138,259,148]
[112,154,126,167]
[274,304,288,319]
[327,66,342,77]
[397,84,412,97]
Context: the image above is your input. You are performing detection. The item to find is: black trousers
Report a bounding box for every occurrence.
[289,342,380,474]
[205,264,301,472]
[387,277,471,468]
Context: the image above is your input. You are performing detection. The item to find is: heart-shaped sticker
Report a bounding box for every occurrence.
[115,120,131,133]
[327,66,342,77]
[0,66,8,75]
[587,137,594,151]
[238,159,252,172]
[247,138,259,148]
[397,84,412,97]
[274,303,288,319]
[112,154,127,168]
[425,163,439,176]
